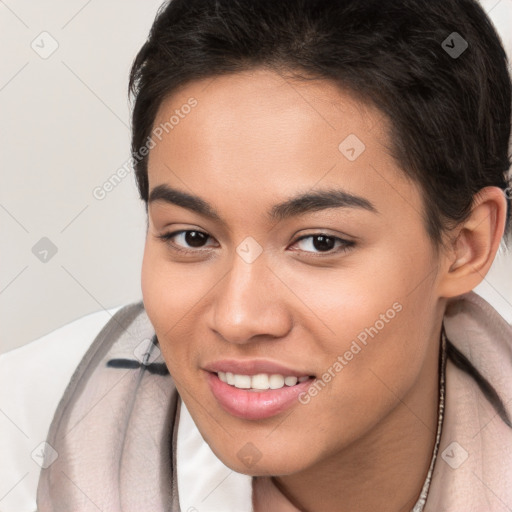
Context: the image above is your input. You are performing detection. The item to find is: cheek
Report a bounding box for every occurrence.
[141,241,214,377]
[288,247,436,417]
[273,245,428,355]
[141,244,170,332]
[141,241,202,329]
[141,244,185,362]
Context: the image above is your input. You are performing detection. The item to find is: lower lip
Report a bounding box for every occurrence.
[206,372,314,420]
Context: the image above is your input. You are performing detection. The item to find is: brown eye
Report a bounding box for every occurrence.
[182,231,209,247]
[156,230,214,252]
[292,234,355,255]
[311,235,336,252]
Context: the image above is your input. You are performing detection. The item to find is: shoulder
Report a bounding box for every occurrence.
[432,291,512,508]
[444,290,512,423]
[0,305,126,512]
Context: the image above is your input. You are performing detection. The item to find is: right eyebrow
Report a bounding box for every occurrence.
[149,184,222,222]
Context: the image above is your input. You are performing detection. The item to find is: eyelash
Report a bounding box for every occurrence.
[156,230,355,257]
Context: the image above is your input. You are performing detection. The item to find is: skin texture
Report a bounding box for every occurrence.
[141,68,507,512]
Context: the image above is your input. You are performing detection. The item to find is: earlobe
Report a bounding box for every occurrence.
[438,186,507,298]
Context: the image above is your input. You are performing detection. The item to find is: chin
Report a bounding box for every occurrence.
[206,437,313,477]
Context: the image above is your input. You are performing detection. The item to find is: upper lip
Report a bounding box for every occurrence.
[203,359,314,377]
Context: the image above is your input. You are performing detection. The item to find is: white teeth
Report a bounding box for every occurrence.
[217,372,310,390]
[251,374,270,390]
[269,374,285,389]
[284,376,298,386]
[234,374,251,389]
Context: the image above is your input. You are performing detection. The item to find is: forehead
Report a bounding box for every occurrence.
[147,68,419,224]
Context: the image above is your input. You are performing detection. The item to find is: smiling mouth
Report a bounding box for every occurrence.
[207,370,316,420]
[216,371,314,391]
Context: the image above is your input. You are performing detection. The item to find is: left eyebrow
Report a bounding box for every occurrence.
[268,188,378,221]
[148,184,378,223]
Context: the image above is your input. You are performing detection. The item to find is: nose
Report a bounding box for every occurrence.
[207,251,293,345]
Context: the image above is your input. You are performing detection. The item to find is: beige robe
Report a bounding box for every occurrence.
[36,291,512,511]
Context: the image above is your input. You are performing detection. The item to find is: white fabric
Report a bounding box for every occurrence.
[177,402,253,511]
[0,307,122,512]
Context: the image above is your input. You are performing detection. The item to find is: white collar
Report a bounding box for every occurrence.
[176,400,253,511]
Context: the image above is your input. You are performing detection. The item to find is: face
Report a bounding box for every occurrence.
[141,68,445,476]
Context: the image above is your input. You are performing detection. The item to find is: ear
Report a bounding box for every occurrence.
[437,186,508,298]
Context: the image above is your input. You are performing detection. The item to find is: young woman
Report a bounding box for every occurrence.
[7,0,512,510]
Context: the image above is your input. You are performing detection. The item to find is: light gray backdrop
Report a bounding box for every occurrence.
[1,0,511,354]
